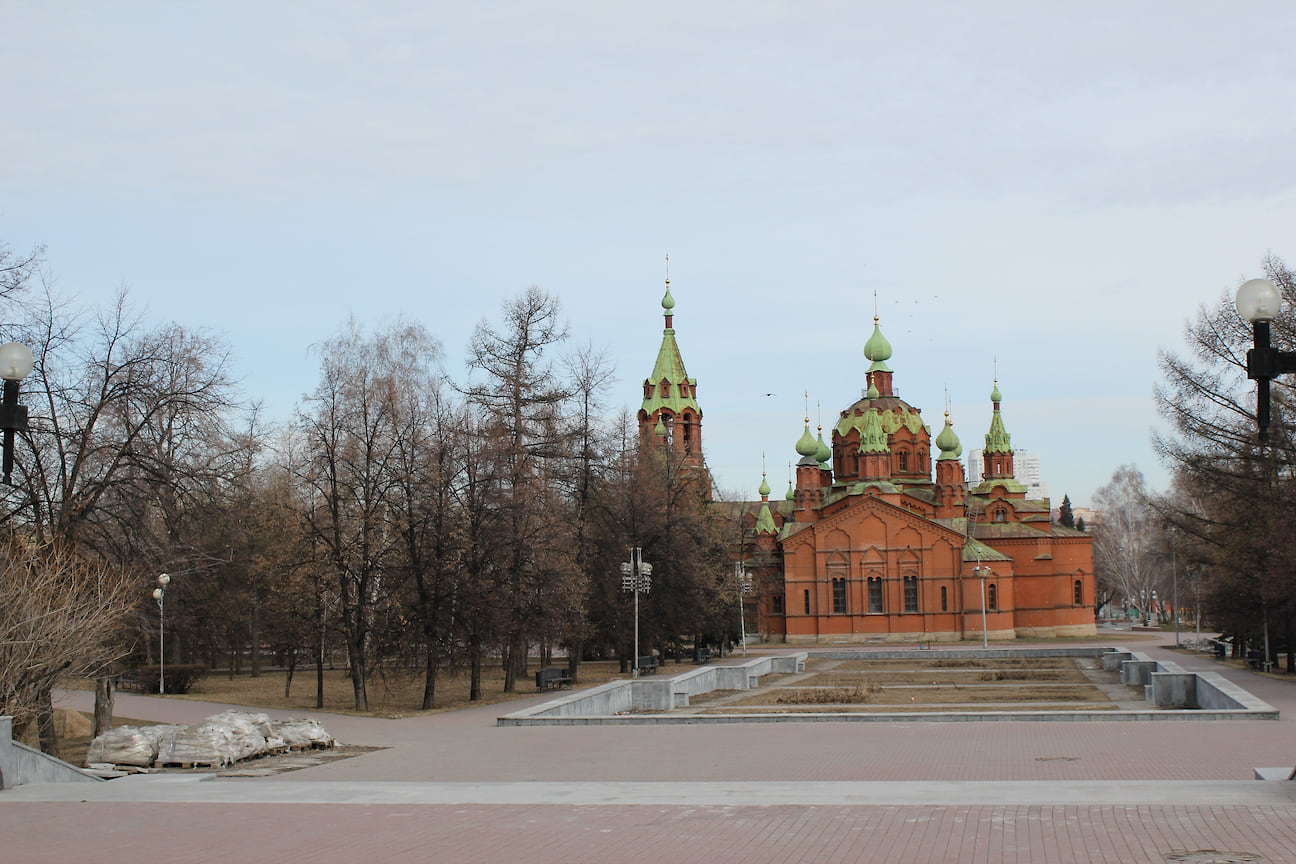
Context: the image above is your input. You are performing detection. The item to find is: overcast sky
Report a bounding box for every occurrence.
[3,2,1294,508]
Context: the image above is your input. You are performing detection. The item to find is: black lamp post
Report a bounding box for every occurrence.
[0,342,33,484]
[1236,278,1296,442]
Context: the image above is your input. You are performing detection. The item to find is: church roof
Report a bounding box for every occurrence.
[641,283,701,419]
[984,379,1012,454]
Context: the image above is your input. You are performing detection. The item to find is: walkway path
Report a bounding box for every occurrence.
[5,636,1295,863]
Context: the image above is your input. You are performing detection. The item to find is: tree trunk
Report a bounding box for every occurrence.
[421,644,438,710]
[36,688,59,758]
[250,598,262,678]
[348,634,368,711]
[469,635,483,701]
[284,648,297,699]
[316,637,325,710]
[566,639,581,682]
[93,676,114,737]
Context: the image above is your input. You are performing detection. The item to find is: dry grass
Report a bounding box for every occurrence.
[775,681,880,705]
[976,670,1068,682]
[161,660,631,718]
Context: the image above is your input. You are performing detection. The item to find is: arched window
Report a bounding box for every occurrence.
[903,575,918,612]
[831,578,848,614]
[1074,579,1083,605]
[994,509,1006,523]
[940,585,948,612]
[867,577,883,613]
[987,583,998,611]
[898,451,909,472]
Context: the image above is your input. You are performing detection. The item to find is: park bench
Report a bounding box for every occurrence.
[636,656,659,675]
[535,667,573,692]
[116,671,146,692]
[694,647,713,665]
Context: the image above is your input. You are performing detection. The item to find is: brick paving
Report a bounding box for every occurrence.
[7,636,1296,863]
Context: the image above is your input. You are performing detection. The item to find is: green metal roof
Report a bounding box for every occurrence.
[640,327,700,419]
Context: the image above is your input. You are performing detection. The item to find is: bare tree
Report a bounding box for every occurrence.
[1092,465,1163,624]
[0,538,136,757]
[4,283,242,743]
[463,287,575,692]
[0,241,42,307]
[1155,254,1296,667]
[297,319,438,710]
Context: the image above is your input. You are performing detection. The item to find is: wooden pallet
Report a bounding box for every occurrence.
[157,761,219,769]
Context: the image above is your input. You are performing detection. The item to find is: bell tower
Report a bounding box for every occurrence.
[638,271,707,478]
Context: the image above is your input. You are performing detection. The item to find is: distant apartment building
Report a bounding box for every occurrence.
[966,448,1048,500]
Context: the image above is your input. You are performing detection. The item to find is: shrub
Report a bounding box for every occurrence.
[133,664,208,694]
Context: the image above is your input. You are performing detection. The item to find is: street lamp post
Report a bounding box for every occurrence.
[1235,277,1290,672]
[153,573,171,694]
[1171,534,1179,648]
[973,550,988,649]
[735,562,751,656]
[0,342,34,484]
[620,548,652,677]
[1236,277,1296,442]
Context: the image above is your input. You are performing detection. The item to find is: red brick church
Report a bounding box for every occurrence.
[637,282,1096,644]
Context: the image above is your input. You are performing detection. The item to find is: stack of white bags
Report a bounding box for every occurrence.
[87,711,333,768]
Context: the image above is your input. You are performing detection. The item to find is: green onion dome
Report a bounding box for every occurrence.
[795,421,818,457]
[863,316,892,370]
[814,428,832,464]
[935,412,961,460]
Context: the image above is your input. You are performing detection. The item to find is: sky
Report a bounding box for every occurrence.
[3,2,1294,509]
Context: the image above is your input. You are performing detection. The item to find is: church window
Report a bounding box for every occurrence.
[994,509,1006,523]
[867,577,883,613]
[987,583,998,611]
[1074,580,1083,605]
[940,586,948,612]
[831,578,847,614]
[772,595,784,615]
[803,589,810,615]
[898,451,909,472]
[903,575,918,612]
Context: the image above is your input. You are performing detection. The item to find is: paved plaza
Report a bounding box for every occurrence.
[5,638,1296,863]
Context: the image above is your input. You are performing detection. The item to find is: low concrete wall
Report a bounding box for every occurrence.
[1196,671,1275,713]
[1151,673,1197,708]
[1121,658,1158,686]
[499,654,808,724]
[1102,651,1133,671]
[0,716,102,790]
[820,647,1104,662]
